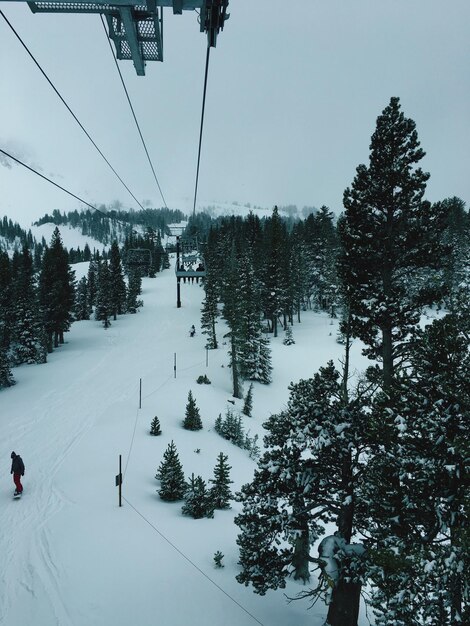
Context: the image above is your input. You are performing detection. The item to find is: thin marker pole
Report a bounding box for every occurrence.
[174,353,177,378]
[139,378,142,409]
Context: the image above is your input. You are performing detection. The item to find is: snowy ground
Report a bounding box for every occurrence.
[0,256,370,626]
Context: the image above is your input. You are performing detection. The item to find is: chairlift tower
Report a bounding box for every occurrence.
[3,0,229,76]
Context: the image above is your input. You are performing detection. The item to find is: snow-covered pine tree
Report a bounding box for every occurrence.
[150,416,162,436]
[87,258,99,311]
[242,383,253,417]
[200,261,219,349]
[283,324,295,345]
[126,270,143,313]
[0,250,12,351]
[109,241,127,319]
[261,206,289,337]
[75,276,90,321]
[11,247,47,365]
[235,361,370,626]
[363,313,470,625]
[338,97,448,391]
[155,440,186,501]
[95,260,112,328]
[221,242,243,398]
[0,346,15,389]
[39,227,76,351]
[209,452,233,509]
[183,390,203,430]
[238,252,273,384]
[182,473,214,519]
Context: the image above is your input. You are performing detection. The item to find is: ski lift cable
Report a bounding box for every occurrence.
[192,44,211,218]
[0,148,142,236]
[100,15,168,210]
[122,496,267,626]
[0,9,146,212]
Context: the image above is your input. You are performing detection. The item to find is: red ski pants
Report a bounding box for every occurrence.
[13,473,23,493]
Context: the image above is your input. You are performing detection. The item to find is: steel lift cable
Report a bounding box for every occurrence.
[0,148,143,236]
[0,9,146,211]
[100,15,168,210]
[192,44,211,218]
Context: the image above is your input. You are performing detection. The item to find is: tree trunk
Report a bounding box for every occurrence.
[231,334,242,398]
[326,581,361,626]
[292,507,310,583]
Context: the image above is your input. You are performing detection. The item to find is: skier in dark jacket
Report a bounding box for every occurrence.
[10,451,25,495]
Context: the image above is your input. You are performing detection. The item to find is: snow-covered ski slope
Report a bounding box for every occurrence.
[0,255,369,626]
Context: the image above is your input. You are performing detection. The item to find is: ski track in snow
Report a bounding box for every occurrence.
[0,307,156,623]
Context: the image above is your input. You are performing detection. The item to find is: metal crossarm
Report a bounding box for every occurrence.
[4,0,229,75]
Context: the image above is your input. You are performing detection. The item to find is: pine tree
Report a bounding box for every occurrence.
[242,383,253,417]
[235,362,370,624]
[87,259,99,311]
[238,252,273,384]
[95,260,112,328]
[155,440,186,501]
[200,263,219,349]
[39,227,76,351]
[283,324,295,345]
[150,416,162,436]
[0,346,15,389]
[261,206,290,337]
[126,270,143,313]
[183,390,203,430]
[209,452,233,509]
[11,247,47,365]
[75,276,90,321]
[182,473,214,519]
[363,313,470,625]
[338,97,448,391]
[109,241,127,319]
[0,250,12,350]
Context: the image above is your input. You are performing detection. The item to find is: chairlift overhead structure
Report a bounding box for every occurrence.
[3,0,229,75]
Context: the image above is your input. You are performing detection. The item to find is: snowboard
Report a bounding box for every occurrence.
[13,492,22,499]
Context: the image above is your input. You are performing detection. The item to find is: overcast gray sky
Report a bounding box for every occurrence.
[1,0,469,226]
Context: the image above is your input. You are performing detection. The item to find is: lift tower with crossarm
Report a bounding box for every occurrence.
[2,0,229,76]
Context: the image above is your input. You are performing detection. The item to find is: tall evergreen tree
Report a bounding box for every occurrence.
[74,276,90,321]
[95,260,112,328]
[126,270,143,314]
[238,252,272,384]
[155,440,186,501]
[39,227,76,351]
[109,241,127,319]
[11,247,47,364]
[209,452,233,509]
[338,97,448,390]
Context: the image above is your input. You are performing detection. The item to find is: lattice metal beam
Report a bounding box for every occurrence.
[6,0,229,75]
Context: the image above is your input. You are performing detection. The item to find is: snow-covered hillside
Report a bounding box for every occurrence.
[0,253,369,626]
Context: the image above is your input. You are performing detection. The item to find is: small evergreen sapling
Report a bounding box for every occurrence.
[209,453,233,509]
[283,324,295,345]
[150,416,162,436]
[183,390,203,430]
[242,383,253,417]
[213,551,224,568]
[155,440,186,501]
[182,473,214,519]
